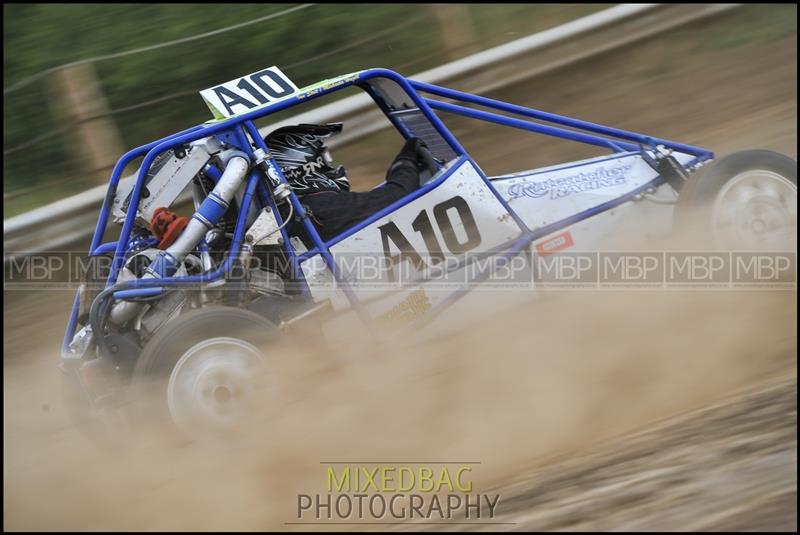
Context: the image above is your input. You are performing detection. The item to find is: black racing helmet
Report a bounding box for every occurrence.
[265,123,349,194]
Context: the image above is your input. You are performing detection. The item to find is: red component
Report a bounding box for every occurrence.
[535,230,574,256]
[150,207,189,249]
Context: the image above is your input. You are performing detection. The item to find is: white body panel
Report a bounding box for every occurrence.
[490,151,694,232]
[299,153,691,334]
[300,160,525,311]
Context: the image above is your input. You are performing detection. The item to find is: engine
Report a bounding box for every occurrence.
[66,136,292,363]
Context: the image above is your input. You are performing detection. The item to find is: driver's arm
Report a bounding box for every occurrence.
[295,138,428,243]
[384,137,427,194]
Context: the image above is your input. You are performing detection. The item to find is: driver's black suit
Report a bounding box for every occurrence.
[291,137,427,245]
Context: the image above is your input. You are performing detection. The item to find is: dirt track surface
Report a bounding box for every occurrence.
[481,375,797,532]
[4,6,797,532]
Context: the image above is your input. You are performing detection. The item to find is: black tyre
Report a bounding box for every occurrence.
[131,306,279,442]
[674,150,797,249]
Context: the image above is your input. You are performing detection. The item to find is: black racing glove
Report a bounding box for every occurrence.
[385,137,428,193]
[399,137,428,162]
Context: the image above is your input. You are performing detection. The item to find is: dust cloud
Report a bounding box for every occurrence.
[4,264,795,530]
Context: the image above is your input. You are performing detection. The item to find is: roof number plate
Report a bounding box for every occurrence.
[200,66,299,120]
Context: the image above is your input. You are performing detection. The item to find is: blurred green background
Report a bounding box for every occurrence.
[3,3,608,216]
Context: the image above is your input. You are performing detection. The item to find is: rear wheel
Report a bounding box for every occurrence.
[674,150,797,249]
[131,306,279,442]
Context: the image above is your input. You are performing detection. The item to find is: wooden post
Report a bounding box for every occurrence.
[428,4,479,60]
[48,62,124,184]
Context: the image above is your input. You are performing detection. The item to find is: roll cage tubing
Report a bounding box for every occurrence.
[63,68,713,349]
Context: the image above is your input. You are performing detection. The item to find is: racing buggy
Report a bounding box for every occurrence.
[60,66,797,441]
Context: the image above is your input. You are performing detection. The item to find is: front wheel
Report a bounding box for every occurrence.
[131,306,279,442]
[673,150,797,250]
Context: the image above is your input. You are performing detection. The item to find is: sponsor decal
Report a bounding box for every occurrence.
[296,73,362,100]
[507,163,633,200]
[283,155,328,182]
[375,288,431,325]
[534,231,574,255]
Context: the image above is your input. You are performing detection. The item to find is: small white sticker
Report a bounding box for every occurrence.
[200,66,299,120]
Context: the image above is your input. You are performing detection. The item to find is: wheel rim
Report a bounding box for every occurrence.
[167,337,264,439]
[712,170,796,249]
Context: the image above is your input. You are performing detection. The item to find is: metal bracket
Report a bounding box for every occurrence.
[639,140,689,192]
[112,145,211,225]
[245,207,283,246]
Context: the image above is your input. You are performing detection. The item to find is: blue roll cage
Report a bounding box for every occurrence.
[63,68,714,350]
